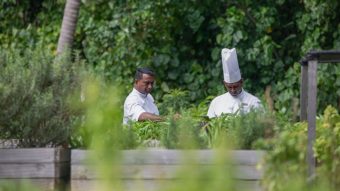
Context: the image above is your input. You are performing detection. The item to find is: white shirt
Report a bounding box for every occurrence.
[207,89,261,118]
[123,88,159,124]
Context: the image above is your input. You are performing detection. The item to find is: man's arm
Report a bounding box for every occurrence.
[138,112,163,122]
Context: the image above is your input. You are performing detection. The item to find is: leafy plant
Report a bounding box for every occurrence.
[0,48,82,147]
[206,111,274,149]
[130,120,164,145]
[69,76,138,150]
[161,113,208,149]
[260,106,340,191]
[158,89,190,115]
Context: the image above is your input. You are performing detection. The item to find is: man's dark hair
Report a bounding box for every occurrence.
[135,67,155,80]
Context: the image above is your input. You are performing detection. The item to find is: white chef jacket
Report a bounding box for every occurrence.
[207,89,261,118]
[123,88,159,124]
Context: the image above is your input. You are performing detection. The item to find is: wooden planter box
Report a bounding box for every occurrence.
[0,148,70,190]
[71,149,265,191]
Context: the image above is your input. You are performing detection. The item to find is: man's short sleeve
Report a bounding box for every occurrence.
[127,102,145,121]
[124,96,146,124]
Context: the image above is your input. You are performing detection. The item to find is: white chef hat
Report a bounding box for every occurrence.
[221,48,241,83]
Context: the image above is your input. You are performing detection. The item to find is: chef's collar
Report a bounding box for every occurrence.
[133,88,148,98]
[231,88,244,99]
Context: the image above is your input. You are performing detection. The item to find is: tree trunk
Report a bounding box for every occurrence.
[57,0,81,55]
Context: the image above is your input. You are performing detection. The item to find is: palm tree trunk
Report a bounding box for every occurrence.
[57,0,81,54]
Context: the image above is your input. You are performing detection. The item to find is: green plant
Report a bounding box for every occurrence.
[130,120,164,144]
[69,76,138,150]
[206,111,274,149]
[158,89,190,115]
[314,106,340,189]
[161,113,208,149]
[0,48,82,147]
[0,180,41,191]
[261,106,340,191]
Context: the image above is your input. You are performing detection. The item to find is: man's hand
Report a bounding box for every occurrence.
[138,112,163,122]
[172,113,181,120]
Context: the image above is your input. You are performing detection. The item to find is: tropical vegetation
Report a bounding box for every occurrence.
[1,0,340,191]
[1,0,339,118]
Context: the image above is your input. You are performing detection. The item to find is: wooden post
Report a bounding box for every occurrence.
[307,60,317,179]
[300,50,340,183]
[300,63,308,121]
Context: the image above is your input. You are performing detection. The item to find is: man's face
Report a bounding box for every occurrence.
[224,79,243,96]
[134,74,155,94]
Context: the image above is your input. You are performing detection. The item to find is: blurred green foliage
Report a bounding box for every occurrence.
[256,106,340,191]
[0,180,41,191]
[69,75,138,150]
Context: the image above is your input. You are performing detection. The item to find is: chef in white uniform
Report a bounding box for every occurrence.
[207,48,262,118]
[123,68,162,124]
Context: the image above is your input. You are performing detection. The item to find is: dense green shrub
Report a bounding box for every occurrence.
[1,0,340,116]
[0,0,64,52]
[158,89,191,115]
[130,121,164,145]
[0,48,82,147]
[114,115,208,149]
[116,104,272,150]
[206,110,275,149]
[161,113,209,149]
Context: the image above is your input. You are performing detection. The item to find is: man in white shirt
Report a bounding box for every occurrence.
[123,68,163,124]
[207,48,262,118]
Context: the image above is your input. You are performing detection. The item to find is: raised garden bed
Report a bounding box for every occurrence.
[71,149,264,191]
[0,148,70,190]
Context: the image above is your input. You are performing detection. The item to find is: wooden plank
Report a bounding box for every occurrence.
[231,150,265,165]
[235,180,262,191]
[71,149,264,166]
[0,163,55,178]
[71,149,88,164]
[71,164,262,180]
[71,179,262,191]
[121,150,264,165]
[307,50,340,63]
[71,164,97,179]
[307,60,317,178]
[300,64,308,121]
[235,165,263,180]
[0,148,70,163]
[0,162,69,178]
[71,179,96,191]
[120,164,262,180]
